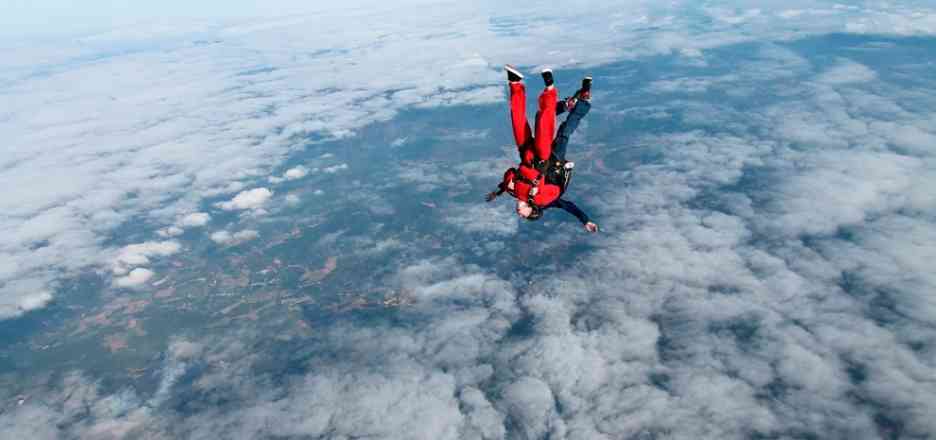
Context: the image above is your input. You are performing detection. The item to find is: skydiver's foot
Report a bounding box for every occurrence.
[505,64,523,82]
[541,68,554,88]
[564,161,575,170]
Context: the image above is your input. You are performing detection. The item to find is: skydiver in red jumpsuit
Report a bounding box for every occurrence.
[486,65,599,233]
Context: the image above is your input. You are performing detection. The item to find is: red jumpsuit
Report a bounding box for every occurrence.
[502,82,561,207]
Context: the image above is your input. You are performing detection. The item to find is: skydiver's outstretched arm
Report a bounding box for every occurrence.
[486,168,515,202]
[485,182,506,202]
[553,199,589,224]
[553,199,599,232]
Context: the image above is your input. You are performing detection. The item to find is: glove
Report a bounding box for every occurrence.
[485,192,498,202]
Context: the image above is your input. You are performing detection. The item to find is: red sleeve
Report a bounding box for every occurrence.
[533,87,558,161]
[532,183,561,207]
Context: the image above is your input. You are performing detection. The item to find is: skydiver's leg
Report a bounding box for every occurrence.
[553,100,591,161]
[533,69,558,161]
[509,80,533,155]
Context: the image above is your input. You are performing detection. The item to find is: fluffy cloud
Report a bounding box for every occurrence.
[168,339,203,360]
[0,257,521,438]
[322,164,348,174]
[178,212,211,228]
[111,241,181,275]
[210,229,259,246]
[817,59,878,84]
[216,188,273,211]
[113,267,154,289]
[0,279,53,320]
[157,226,184,238]
[283,166,309,180]
[269,166,309,184]
[4,3,936,440]
[3,0,936,319]
[445,204,519,236]
[158,212,211,237]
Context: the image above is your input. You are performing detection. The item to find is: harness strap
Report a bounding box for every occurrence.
[518,143,566,208]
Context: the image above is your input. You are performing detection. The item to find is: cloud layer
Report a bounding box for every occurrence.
[2,2,936,440]
[3,0,936,319]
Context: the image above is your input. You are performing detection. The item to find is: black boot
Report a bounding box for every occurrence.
[505,64,523,82]
[576,76,592,100]
[541,68,554,87]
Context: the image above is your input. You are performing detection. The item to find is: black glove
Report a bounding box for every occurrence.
[485,191,498,202]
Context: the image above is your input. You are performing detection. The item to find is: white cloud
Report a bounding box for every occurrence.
[239,208,269,219]
[158,212,210,236]
[269,166,309,184]
[210,229,259,246]
[4,0,936,320]
[157,226,184,237]
[283,166,308,180]
[2,257,521,438]
[648,76,726,93]
[817,59,877,84]
[761,150,918,236]
[111,241,181,275]
[178,212,211,228]
[216,188,272,211]
[4,5,936,440]
[114,268,154,289]
[285,194,301,206]
[445,204,518,236]
[322,164,348,174]
[0,278,53,320]
[169,339,204,360]
[501,377,559,439]
[209,230,233,245]
[234,230,259,241]
[680,47,703,58]
[413,85,503,108]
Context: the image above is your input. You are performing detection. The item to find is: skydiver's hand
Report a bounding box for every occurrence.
[585,222,599,233]
[485,192,498,202]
